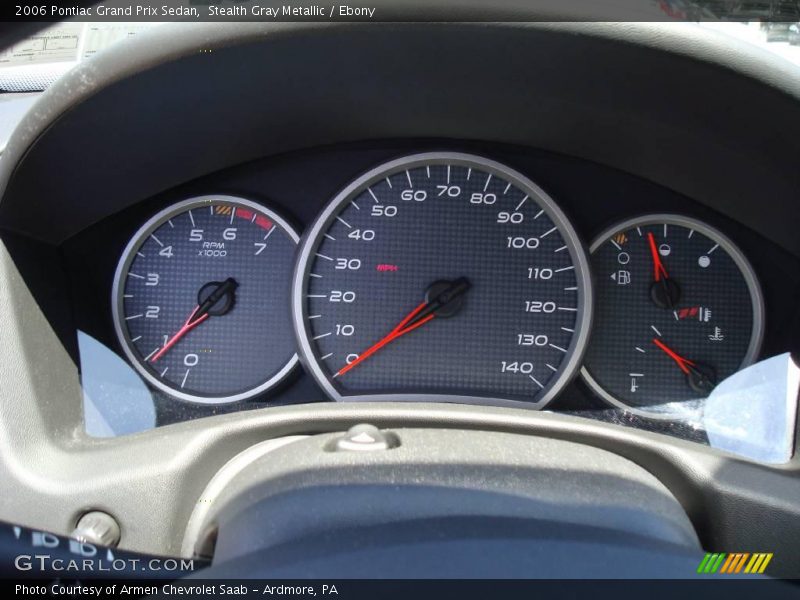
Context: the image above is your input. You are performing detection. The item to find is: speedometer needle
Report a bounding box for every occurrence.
[150,277,238,363]
[336,277,471,377]
[652,337,716,394]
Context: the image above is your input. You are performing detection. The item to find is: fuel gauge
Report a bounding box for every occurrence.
[581,214,764,419]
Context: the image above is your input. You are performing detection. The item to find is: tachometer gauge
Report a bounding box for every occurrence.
[113,196,299,404]
[292,152,592,408]
[580,214,764,419]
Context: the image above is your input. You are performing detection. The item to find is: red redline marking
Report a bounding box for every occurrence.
[255,215,273,230]
[237,208,254,221]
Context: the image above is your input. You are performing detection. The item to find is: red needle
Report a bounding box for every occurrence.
[647,232,669,282]
[336,302,436,377]
[150,306,209,363]
[652,338,695,374]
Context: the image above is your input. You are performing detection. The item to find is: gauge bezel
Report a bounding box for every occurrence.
[292,152,593,410]
[112,195,300,404]
[580,213,765,420]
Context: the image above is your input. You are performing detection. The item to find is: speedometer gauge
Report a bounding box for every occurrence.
[113,196,299,404]
[293,152,592,408]
[580,214,764,419]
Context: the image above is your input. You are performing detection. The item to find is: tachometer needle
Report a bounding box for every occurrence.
[647,232,681,309]
[150,277,238,363]
[652,337,716,394]
[336,277,471,377]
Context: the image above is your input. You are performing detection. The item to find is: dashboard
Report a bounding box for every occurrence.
[62,140,797,437]
[0,20,799,576]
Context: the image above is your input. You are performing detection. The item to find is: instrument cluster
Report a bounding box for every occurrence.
[106,150,765,423]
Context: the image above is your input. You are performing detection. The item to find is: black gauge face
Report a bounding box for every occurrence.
[113,196,299,404]
[581,215,764,418]
[293,152,592,408]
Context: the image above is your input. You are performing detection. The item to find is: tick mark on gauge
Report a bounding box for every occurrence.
[136,251,146,258]
[316,253,334,261]
[447,165,451,184]
[549,343,568,353]
[143,347,160,361]
[350,201,360,211]
[546,363,558,372]
[385,177,393,188]
[503,182,512,195]
[368,189,380,204]
[406,170,414,188]
[324,233,336,241]
[321,353,333,360]
[635,346,646,353]
[426,166,430,178]
[707,244,719,254]
[610,239,622,250]
[540,227,557,238]
[561,327,574,333]
[651,325,662,337]
[554,245,568,253]
[313,332,332,340]
[160,367,169,377]
[336,216,352,229]
[124,294,134,298]
[636,227,642,237]
[555,266,575,273]
[529,375,544,389]
[188,210,195,227]
[466,167,472,180]
[263,226,276,240]
[128,272,144,279]
[125,314,143,320]
[557,307,578,312]
[131,336,142,342]
[307,294,328,298]
[563,286,578,291]
[181,370,191,388]
[483,174,492,191]
[308,314,322,319]
[533,209,544,220]
[167,219,174,228]
[309,273,322,278]
[515,195,529,210]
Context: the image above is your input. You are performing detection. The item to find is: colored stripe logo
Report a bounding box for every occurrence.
[696,553,773,574]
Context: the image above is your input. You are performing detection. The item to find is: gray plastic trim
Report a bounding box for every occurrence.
[184,429,700,563]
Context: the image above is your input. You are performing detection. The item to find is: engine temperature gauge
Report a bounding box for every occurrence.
[581,214,764,419]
